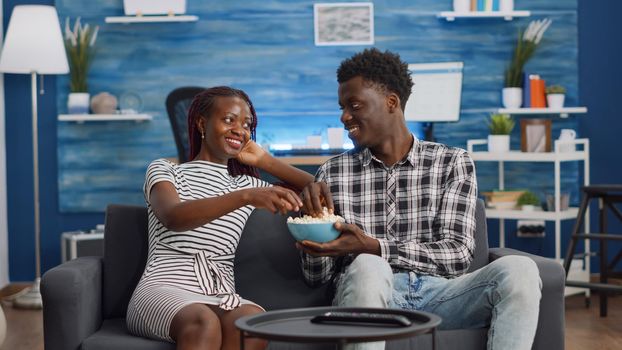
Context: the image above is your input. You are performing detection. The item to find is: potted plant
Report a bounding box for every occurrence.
[64,18,99,114]
[503,18,552,108]
[487,113,515,153]
[516,190,541,211]
[546,85,566,109]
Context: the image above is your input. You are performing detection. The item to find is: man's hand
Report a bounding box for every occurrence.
[300,181,334,217]
[295,221,380,256]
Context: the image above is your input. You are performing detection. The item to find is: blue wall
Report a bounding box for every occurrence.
[5,0,607,281]
[578,1,622,272]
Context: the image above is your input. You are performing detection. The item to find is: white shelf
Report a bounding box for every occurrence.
[58,114,153,123]
[105,15,198,23]
[467,139,589,162]
[437,11,530,21]
[498,107,588,118]
[485,207,579,220]
[470,150,587,162]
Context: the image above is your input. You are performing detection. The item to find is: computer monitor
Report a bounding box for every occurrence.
[404,62,463,140]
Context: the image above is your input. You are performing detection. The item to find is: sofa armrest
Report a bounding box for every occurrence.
[41,256,103,350]
[489,248,565,350]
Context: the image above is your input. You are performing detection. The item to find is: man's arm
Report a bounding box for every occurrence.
[377,152,477,277]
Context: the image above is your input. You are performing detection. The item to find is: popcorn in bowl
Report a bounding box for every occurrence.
[287,207,344,224]
[286,208,344,243]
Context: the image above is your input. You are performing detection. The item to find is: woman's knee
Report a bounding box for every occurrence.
[221,305,267,350]
[170,304,222,345]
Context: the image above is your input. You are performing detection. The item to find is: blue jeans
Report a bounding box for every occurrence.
[333,254,542,350]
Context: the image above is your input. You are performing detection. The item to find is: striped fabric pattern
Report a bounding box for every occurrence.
[301,136,478,286]
[127,159,269,342]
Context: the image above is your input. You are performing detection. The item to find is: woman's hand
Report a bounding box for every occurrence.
[242,187,303,215]
[236,140,268,167]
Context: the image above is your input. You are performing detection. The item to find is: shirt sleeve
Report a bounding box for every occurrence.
[300,162,337,286]
[377,151,477,278]
[143,159,176,204]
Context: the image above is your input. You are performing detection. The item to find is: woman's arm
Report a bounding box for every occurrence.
[237,141,314,191]
[150,181,302,232]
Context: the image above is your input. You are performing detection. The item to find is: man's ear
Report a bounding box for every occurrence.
[387,93,401,113]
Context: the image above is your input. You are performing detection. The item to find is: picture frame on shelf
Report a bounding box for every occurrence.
[520,118,552,152]
[313,2,374,46]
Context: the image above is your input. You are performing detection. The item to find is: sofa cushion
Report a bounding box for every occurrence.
[82,319,174,350]
[235,209,332,310]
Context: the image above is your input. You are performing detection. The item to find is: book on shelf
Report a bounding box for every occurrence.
[522,72,531,108]
[530,76,546,108]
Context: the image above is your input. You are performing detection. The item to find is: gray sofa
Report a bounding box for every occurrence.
[41,200,565,350]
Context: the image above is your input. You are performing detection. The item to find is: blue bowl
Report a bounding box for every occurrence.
[286,222,340,243]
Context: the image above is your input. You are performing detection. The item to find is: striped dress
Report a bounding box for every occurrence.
[127,158,270,342]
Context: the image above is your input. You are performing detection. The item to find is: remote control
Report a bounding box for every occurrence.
[310,311,412,327]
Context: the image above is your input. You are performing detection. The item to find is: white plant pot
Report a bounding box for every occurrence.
[521,204,536,212]
[327,127,344,149]
[547,94,565,109]
[67,92,90,114]
[453,0,471,13]
[488,134,510,153]
[500,0,514,12]
[502,87,522,108]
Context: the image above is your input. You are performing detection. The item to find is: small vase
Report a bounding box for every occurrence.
[546,94,565,109]
[500,0,514,12]
[502,87,522,108]
[488,134,510,153]
[67,92,90,114]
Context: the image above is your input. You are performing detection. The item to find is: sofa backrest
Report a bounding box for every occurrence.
[102,199,487,318]
[468,199,489,273]
[103,204,149,319]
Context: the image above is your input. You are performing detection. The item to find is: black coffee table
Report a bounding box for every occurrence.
[235,307,442,350]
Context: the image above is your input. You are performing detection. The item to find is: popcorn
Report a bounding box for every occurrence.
[287,207,344,224]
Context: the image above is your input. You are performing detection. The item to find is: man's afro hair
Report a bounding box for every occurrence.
[337,48,413,110]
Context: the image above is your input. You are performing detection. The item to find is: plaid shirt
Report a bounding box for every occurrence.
[301,135,478,286]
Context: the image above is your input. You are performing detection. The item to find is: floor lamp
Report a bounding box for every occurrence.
[0,5,69,309]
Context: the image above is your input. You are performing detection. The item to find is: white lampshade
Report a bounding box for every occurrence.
[0,5,69,74]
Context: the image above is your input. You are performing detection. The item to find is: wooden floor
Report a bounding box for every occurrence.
[0,289,620,349]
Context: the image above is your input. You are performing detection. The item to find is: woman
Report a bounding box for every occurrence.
[127,86,314,350]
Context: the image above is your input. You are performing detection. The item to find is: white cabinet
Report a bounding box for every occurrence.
[467,138,590,296]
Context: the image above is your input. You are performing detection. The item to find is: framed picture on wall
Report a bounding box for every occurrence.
[314,2,374,46]
[521,118,552,152]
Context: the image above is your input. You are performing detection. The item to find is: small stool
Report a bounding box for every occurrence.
[563,185,622,317]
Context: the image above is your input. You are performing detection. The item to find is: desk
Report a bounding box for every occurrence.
[236,307,441,350]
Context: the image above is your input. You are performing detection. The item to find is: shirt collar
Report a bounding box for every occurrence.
[358,133,419,168]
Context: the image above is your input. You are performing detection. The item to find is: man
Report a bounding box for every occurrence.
[298,48,541,350]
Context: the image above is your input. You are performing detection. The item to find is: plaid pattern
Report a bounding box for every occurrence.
[301,136,478,286]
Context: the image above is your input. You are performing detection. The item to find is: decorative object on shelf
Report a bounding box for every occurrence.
[90,92,118,114]
[327,127,344,149]
[517,190,542,211]
[119,91,143,114]
[0,4,69,309]
[453,0,470,13]
[503,18,552,108]
[64,17,99,114]
[124,0,186,16]
[546,85,566,109]
[499,0,514,12]
[487,113,514,153]
[520,118,551,152]
[546,192,570,212]
[482,190,524,209]
[0,304,5,346]
[314,2,374,46]
[557,128,576,152]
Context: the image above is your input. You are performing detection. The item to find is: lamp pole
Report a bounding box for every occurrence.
[14,71,43,309]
